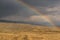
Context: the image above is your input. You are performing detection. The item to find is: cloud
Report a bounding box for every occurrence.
[0,0,39,18]
[46,7,59,12]
[27,15,60,26]
[45,6,60,15]
[0,0,20,18]
[27,15,53,26]
[28,15,49,22]
[22,0,59,7]
[0,15,53,26]
[47,15,60,26]
[21,0,60,15]
[1,0,60,26]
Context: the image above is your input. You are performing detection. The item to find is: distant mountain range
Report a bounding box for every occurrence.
[0,20,46,26]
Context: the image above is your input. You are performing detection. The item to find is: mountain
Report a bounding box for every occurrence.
[0,20,49,26]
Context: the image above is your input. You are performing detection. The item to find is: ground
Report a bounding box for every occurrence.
[0,22,60,40]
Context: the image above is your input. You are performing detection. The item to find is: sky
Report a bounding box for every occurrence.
[0,0,60,26]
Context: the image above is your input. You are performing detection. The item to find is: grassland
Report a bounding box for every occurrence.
[0,22,60,40]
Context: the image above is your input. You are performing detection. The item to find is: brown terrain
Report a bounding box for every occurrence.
[0,22,60,40]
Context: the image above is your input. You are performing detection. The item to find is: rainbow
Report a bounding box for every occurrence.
[17,0,56,27]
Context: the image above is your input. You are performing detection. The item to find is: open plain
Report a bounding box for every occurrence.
[0,22,60,40]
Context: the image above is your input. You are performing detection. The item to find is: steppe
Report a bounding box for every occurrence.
[0,22,60,40]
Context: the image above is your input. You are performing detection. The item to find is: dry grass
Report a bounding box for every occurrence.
[0,22,60,40]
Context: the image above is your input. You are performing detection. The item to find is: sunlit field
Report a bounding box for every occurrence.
[0,22,60,40]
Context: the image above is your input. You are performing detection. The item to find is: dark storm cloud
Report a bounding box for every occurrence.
[0,0,60,26]
[21,0,60,26]
[22,0,60,15]
[0,0,21,17]
[0,0,38,18]
[22,0,56,7]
